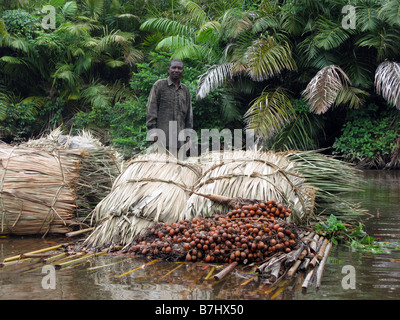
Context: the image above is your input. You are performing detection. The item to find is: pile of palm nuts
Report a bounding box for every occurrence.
[130,200,300,264]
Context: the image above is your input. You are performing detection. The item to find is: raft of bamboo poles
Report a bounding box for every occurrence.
[0,231,332,294]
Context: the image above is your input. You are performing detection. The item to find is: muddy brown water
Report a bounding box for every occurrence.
[0,170,399,300]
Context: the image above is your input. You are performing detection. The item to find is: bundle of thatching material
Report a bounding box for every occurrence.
[0,144,84,235]
[180,150,316,225]
[22,128,122,219]
[83,153,202,249]
[284,150,366,220]
[83,149,364,249]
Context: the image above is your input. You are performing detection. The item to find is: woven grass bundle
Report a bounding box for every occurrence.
[22,128,122,219]
[0,144,84,235]
[84,153,202,248]
[180,150,316,225]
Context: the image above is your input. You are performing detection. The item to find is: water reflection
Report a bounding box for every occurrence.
[0,170,399,300]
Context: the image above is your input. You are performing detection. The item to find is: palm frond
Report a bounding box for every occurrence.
[61,1,78,20]
[314,17,353,50]
[123,49,143,66]
[196,20,221,43]
[220,8,254,38]
[104,57,124,68]
[172,43,213,61]
[244,87,295,142]
[155,35,194,51]
[378,0,400,26]
[97,28,129,52]
[80,84,112,108]
[56,22,92,37]
[286,150,366,220]
[355,28,400,61]
[82,0,104,19]
[302,65,351,114]
[52,63,80,89]
[0,35,33,54]
[356,1,381,32]
[266,111,324,152]
[334,85,369,109]
[179,0,208,28]
[374,60,400,108]
[245,36,296,81]
[220,90,242,122]
[140,18,194,37]
[196,63,234,99]
[281,10,307,36]
[252,14,281,33]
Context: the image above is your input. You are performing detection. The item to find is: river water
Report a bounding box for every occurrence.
[0,170,399,300]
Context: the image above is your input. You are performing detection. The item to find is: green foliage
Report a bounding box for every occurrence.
[0,0,400,167]
[314,214,384,252]
[1,10,40,40]
[333,103,400,165]
[0,101,41,141]
[314,214,347,245]
[265,98,324,151]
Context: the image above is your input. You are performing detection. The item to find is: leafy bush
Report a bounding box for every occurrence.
[1,10,40,40]
[333,103,400,167]
[0,102,40,142]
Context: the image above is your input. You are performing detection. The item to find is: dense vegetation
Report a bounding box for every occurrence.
[0,0,399,166]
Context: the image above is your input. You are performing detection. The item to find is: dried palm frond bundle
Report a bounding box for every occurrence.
[0,144,84,235]
[180,150,316,225]
[83,153,202,249]
[22,128,122,219]
[284,150,366,221]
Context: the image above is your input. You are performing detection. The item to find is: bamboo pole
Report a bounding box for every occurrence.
[315,242,332,289]
[63,252,107,269]
[54,252,106,269]
[3,244,66,263]
[299,257,310,271]
[285,243,305,266]
[22,252,68,273]
[86,258,132,271]
[54,253,92,269]
[65,228,94,238]
[155,262,184,282]
[20,253,56,259]
[302,268,315,290]
[214,261,238,281]
[310,234,319,252]
[269,261,282,282]
[204,266,216,280]
[316,238,329,260]
[286,260,302,279]
[117,259,160,278]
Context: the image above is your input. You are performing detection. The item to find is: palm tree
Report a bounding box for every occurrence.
[0,1,143,140]
[140,0,297,137]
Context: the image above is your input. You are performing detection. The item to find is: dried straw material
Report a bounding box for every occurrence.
[0,144,84,235]
[180,150,316,225]
[84,149,364,249]
[84,153,202,248]
[22,128,122,219]
[284,150,366,220]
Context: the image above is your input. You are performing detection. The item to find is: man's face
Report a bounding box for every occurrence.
[168,61,184,81]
